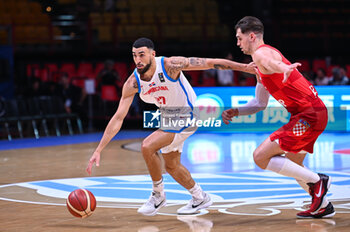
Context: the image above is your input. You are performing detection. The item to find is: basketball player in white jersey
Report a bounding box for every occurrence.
[87,37,256,216]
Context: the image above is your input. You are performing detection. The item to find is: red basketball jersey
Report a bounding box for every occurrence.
[256,44,325,114]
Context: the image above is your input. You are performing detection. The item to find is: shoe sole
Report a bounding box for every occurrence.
[297,211,336,219]
[177,199,213,215]
[137,201,167,216]
[297,201,336,219]
[322,211,336,218]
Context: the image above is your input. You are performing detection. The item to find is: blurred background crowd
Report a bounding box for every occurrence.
[0,0,349,139]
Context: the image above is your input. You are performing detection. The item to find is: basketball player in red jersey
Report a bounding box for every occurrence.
[222,16,335,218]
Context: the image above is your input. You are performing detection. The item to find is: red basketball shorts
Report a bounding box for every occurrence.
[270,107,328,154]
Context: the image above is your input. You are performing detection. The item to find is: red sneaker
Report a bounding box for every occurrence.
[297,202,336,219]
[307,173,331,213]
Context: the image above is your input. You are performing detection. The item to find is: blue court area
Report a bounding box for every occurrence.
[1,130,350,174]
[2,130,350,211]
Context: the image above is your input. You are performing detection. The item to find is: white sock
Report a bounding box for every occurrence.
[153,178,165,196]
[188,183,204,200]
[295,164,311,193]
[266,156,320,183]
[296,179,310,193]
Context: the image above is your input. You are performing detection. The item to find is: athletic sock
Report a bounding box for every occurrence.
[266,156,320,183]
[188,183,204,200]
[296,179,310,193]
[153,177,165,197]
[295,164,311,193]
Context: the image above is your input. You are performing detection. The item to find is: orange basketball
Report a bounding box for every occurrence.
[66,189,96,218]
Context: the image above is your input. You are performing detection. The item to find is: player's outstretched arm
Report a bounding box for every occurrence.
[86,75,138,175]
[163,57,256,79]
[222,82,269,125]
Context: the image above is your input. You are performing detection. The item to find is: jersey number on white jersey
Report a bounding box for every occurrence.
[156,96,166,105]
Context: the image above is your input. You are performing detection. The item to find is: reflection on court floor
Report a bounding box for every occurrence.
[182,132,350,173]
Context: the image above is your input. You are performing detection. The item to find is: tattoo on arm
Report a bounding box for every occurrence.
[167,57,208,77]
[189,58,206,66]
[214,64,231,70]
[167,57,189,77]
[133,80,138,89]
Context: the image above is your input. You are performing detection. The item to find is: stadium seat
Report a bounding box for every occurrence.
[26,63,41,78]
[100,85,120,117]
[346,65,350,77]
[312,59,327,74]
[94,62,105,77]
[327,65,340,77]
[114,62,129,81]
[38,96,83,136]
[97,25,112,42]
[71,77,86,89]
[101,85,119,101]
[89,12,103,28]
[44,63,60,82]
[245,77,257,86]
[142,12,155,24]
[39,68,50,82]
[296,59,310,72]
[115,0,128,11]
[185,71,202,86]
[115,12,129,24]
[77,62,94,78]
[200,77,216,87]
[60,63,77,78]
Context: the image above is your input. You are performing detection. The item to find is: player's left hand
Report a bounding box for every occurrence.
[283,62,301,83]
[245,62,258,75]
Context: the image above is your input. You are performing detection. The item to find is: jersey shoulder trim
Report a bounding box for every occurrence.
[133,69,141,93]
[161,56,178,83]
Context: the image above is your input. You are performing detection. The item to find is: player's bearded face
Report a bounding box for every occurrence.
[137,57,152,74]
[132,47,154,74]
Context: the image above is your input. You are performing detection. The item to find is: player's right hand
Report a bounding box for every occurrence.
[86,151,100,175]
[282,62,301,83]
[222,108,238,125]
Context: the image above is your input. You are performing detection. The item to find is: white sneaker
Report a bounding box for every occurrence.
[137,192,166,216]
[177,192,212,215]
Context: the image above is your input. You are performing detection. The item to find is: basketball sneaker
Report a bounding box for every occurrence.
[177,192,212,215]
[297,202,336,219]
[306,173,331,213]
[137,192,166,216]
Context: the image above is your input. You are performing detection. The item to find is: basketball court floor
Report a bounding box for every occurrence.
[0,130,349,232]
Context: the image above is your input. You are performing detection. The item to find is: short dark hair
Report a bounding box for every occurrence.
[132,37,155,49]
[235,16,264,35]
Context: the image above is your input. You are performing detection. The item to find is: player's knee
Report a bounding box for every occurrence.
[141,141,153,155]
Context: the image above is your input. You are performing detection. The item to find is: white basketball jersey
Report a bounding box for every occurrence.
[134,56,196,109]
[134,57,197,133]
